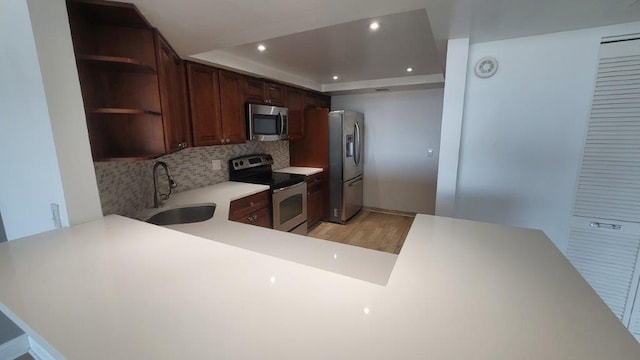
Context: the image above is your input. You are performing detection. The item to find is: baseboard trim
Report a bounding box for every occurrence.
[29,336,56,360]
[0,333,29,360]
[363,207,416,218]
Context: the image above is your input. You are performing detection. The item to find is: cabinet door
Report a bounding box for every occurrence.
[303,91,318,109]
[219,70,246,144]
[265,82,285,106]
[245,77,265,104]
[566,216,640,324]
[286,86,303,139]
[317,94,331,109]
[186,62,223,146]
[156,33,190,152]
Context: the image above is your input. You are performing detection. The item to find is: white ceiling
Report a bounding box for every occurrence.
[128,0,640,93]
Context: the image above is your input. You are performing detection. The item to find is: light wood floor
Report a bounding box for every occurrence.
[308,209,415,254]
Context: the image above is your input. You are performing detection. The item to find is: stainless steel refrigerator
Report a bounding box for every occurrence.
[328,110,364,224]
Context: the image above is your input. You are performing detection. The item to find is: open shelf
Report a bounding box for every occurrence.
[67,0,153,29]
[88,108,161,116]
[77,54,156,73]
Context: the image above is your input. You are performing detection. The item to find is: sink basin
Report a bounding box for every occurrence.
[146,204,216,226]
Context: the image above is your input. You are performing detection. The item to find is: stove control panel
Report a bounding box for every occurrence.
[229,154,274,171]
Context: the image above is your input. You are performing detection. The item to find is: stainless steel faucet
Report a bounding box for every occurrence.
[153,161,177,208]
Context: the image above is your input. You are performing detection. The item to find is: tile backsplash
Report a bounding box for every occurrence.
[94,141,289,218]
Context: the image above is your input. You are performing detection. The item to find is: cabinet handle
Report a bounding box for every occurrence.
[249,201,255,207]
[590,222,622,230]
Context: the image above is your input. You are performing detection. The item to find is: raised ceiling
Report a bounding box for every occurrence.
[128,0,640,92]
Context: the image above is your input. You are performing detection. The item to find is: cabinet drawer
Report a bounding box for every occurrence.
[229,191,270,219]
[231,207,271,228]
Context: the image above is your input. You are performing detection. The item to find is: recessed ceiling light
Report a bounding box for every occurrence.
[332,75,339,80]
[406,67,413,72]
[257,44,267,52]
[369,21,380,31]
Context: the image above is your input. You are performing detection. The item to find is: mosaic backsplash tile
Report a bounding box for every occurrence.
[95,141,290,217]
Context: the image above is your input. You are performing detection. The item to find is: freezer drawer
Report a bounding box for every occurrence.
[341,175,363,222]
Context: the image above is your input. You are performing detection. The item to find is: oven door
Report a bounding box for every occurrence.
[272,181,307,232]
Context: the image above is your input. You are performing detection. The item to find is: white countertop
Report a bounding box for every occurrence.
[0,183,639,359]
[139,182,397,285]
[274,166,323,176]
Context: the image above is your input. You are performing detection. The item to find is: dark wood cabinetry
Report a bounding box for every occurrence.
[285,86,304,139]
[245,78,285,106]
[67,0,191,161]
[218,70,247,144]
[229,191,271,228]
[290,108,331,222]
[306,172,324,229]
[186,63,247,146]
[186,62,223,146]
[156,32,190,152]
[68,0,331,161]
[304,91,331,110]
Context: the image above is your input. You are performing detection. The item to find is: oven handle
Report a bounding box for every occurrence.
[272,181,305,194]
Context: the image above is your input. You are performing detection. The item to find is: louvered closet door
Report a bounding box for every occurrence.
[567,39,640,330]
[567,217,640,323]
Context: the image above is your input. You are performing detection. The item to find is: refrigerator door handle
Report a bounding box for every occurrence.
[354,122,362,166]
[348,177,364,186]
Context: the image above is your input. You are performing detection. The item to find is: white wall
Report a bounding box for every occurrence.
[0,0,70,240]
[435,38,469,217]
[26,0,103,225]
[454,22,640,252]
[332,89,444,214]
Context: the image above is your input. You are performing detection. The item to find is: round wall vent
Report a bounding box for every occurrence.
[474,57,499,78]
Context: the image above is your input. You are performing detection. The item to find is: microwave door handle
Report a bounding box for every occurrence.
[279,113,285,135]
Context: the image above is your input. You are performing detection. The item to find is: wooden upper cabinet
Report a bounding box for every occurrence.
[317,94,331,109]
[67,0,166,161]
[265,82,285,106]
[156,32,191,152]
[245,77,266,103]
[218,70,247,144]
[245,77,285,106]
[304,91,331,110]
[286,86,304,140]
[186,62,223,146]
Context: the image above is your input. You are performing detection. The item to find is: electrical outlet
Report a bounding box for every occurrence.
[211,159,222,171]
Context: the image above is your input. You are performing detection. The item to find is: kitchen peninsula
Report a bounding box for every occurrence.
[0,184,639,359]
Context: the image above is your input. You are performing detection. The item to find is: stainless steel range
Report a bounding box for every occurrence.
[229,154,307,234]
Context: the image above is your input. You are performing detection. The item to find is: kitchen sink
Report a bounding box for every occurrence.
[146,204,216,226]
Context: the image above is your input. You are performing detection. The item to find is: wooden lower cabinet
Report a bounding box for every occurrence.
[229,191,271,228]
[307,172,324,229]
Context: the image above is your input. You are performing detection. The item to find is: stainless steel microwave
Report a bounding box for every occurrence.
[246,103,288,141]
